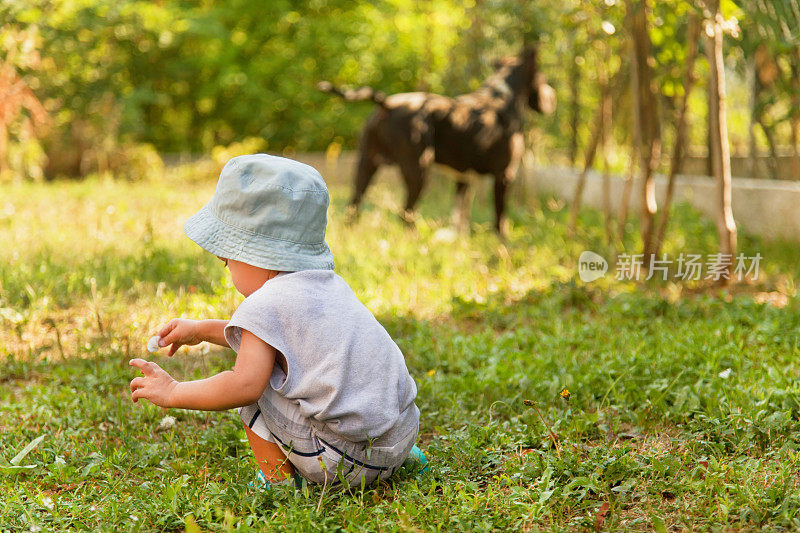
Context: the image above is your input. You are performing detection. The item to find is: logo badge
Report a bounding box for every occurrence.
[578,251,608,282]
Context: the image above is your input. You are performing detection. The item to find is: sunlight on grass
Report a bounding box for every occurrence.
[2,163,800,530]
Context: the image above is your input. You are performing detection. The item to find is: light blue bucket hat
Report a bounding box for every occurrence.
[184,154,335,272]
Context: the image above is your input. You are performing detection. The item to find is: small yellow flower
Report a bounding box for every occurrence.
[427,369,436,377]
[560,389,571,400]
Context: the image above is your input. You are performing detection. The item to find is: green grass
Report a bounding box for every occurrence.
[2,162,800,531]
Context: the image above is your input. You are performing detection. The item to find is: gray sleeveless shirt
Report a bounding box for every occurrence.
[224,270,419,444]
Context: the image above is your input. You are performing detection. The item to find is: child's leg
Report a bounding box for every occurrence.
[243,424,295,481]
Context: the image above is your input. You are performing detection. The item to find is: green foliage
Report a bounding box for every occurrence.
[1,0,799,180]
[2,165,800,529]
[0,18,48,180]
[6,0,554,161]
[736,0,800,121]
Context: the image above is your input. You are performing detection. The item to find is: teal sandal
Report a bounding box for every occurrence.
[406,445,430,474]
[250,469,305,490]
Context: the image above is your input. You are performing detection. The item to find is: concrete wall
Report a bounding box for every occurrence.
[682,155,800,181]
[287,151,800,242]
[290,151,363,185]
[528,166,800,242]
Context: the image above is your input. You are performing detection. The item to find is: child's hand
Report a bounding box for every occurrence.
[156,318,202,356]
[129,358,178,407]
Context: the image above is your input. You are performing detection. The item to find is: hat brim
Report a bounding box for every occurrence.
[184,203,335,272]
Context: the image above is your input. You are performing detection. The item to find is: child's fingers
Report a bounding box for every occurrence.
[160,327,184,350]
[130,376,146,393]
[129,358,156,375]
[167,342,183,357]
[131,387,147,403]
[157,320,178,343]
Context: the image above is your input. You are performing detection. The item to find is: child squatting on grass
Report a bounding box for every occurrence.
[128,154,424,488]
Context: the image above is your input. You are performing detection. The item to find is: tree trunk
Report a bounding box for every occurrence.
[570,62,626,234]
[617,148,636,249]
[753,43,779,179]
[651,14,700,259]
[417,0,433,92]
[791,47,800,180]
[706,1,737,283]
[600,43,614,242]
[756,117,779,179]
[628,0,661,268]
[747,54,759,178]
[468,0,484,88]
[617,41,643,255]
[568,102,604,233]
[568,35,581,167]
[706,107,714,177]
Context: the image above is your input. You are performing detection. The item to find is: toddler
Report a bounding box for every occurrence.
[129,154,422,488]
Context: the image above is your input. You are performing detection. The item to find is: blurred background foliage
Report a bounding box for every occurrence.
[0,0,798,180]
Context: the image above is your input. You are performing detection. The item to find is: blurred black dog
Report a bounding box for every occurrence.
[318,47,555,233]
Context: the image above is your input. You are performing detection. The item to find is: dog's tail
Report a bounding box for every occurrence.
[317,81,386,107]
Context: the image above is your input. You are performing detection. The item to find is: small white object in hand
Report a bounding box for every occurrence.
[147,335,161,353]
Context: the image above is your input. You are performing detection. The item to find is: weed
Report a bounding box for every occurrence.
[1,166,799,530]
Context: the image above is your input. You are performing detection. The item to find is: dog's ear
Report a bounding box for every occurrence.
[530,73,556,115]
[493,55,520,71]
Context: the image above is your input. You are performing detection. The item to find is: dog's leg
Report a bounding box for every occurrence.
[492,133,524,236]
[398,159,428,225]
[493,174,511,237]
[347,151,379,223]
[452,180,473,233]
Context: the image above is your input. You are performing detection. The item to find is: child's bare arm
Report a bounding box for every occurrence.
[197,319,230,347]
[156,318,230,356]
[130,330,274,410]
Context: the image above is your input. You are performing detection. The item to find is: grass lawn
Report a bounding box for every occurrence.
[2,161,800,531]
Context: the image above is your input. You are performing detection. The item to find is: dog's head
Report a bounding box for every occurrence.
[487,46,556,114]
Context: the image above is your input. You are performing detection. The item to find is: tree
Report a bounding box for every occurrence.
[566,1,623,236]
[706,0,737,281]
[651,13,701,259]
[627,0,661,265]
[738,0,800,179]
[0,24,48,181]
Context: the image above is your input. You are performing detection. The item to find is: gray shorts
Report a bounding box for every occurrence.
[239,388,417,487]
